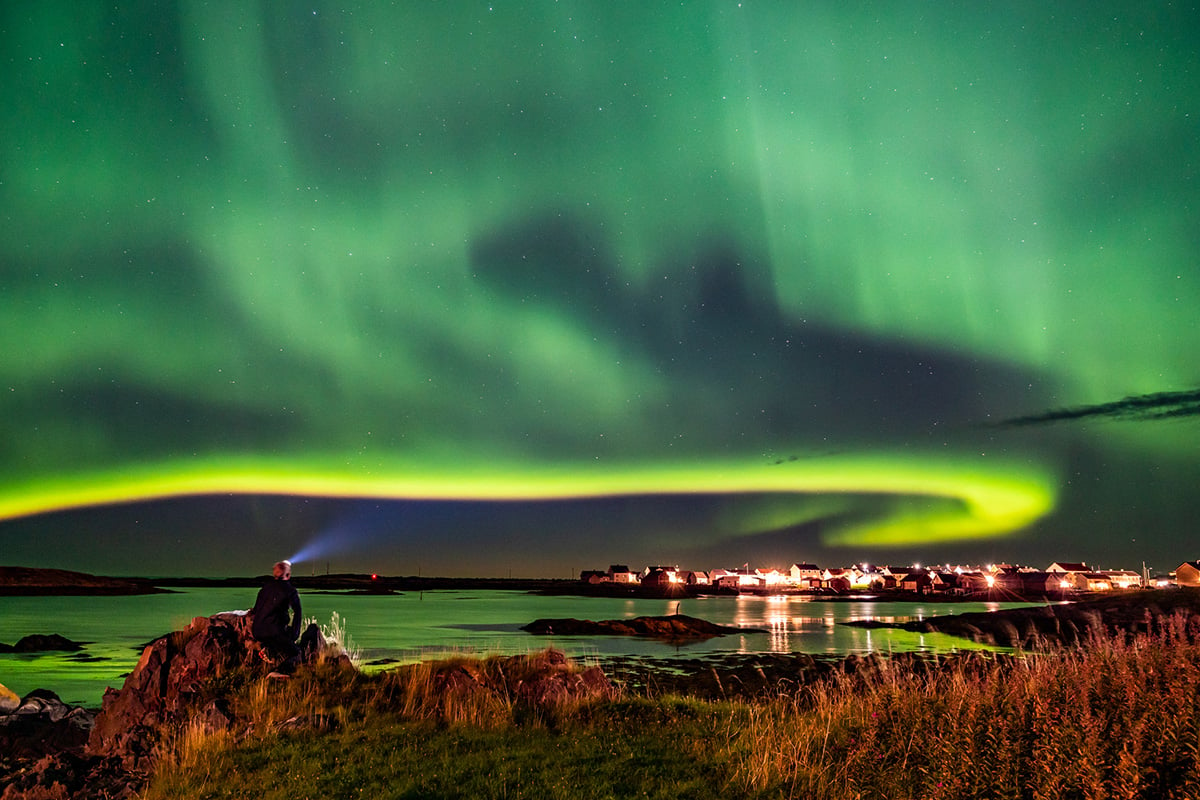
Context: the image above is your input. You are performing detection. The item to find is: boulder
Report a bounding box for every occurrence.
[0,689,94,761]
[0,682,18,714]
[87,611,328,769]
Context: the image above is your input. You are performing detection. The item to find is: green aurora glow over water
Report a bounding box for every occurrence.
[1,3,1197,576]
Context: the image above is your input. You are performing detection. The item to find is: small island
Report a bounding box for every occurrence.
[522,613,762,640]
[0,567,166,596]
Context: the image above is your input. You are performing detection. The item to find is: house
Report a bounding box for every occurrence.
[641,567,679,588]
[1045,563,1093,592]
[679,570,710,586]
[712,569,764,590]
[857,565,893,590]
[788,563,822,588]
[1047,562,1090,574]
[756,568,787,588]
[822,568,854,592]
[608,565,639,584]
[957,571,993,593]
[898,569,943,594]
[640,566,679,584]
[876,567,909,590]
[993,569,1060,596]
[580,570,608,584]
[1176,561,1200,587]
[1102,570,1142,590]
[1064,572,1114,592]
[935,571,962,594]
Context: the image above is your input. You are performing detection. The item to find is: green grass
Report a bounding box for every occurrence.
[146,698,754,800]
[143,618,1200,800]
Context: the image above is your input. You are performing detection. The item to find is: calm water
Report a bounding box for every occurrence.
[0,589,1038,706]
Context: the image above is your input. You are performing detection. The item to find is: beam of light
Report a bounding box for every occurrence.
[288,503,403,567]
[0,453,1055,548]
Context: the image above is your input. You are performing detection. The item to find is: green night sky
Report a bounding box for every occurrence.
[1,2,1197,577]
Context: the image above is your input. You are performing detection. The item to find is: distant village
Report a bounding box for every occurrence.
[580,560,1200,596]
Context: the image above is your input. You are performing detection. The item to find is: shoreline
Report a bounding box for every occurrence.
[3,566,1088,603]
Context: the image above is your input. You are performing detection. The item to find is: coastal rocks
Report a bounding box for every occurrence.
[2,610,344,799]
[87,611,331,769]
[0,689,94,760]
[522,613,760,641]
[0,633,85,653]
[850,588,1200,648]
[0,689,107,800]
[0,752,138,800]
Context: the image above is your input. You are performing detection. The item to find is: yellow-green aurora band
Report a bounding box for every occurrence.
[0,454,1054,548]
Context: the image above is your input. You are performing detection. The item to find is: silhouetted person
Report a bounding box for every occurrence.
[252,559,302,675]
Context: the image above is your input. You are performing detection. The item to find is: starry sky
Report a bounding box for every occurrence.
[1,3,1197,578]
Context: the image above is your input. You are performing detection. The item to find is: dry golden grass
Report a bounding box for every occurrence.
[730,612,1200,799]
[150,613,1200,799]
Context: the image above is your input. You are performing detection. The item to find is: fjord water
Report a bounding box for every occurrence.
[0,589,1035,706]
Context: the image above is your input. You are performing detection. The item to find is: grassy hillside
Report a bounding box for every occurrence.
[141,614,1200,800]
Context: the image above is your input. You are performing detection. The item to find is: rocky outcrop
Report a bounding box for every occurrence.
[845,588,1200,648]
[0,689,111,800]
[86,611,331,768]
[522,613,760,640]
[0,633,85,653]
[0,610,341,800]
[0,689,94,761]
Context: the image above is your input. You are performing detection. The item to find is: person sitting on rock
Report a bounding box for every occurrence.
[251,560,303,676]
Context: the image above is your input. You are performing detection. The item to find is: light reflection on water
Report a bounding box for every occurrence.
[0,589,1039,706]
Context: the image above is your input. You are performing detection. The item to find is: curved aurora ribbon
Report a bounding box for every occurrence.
[0,454,1054,548]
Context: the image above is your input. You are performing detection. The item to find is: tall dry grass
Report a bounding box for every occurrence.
[731,612,1200,799]
[155,641,614,774]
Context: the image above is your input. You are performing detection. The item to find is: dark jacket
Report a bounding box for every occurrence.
[251,578,301,642]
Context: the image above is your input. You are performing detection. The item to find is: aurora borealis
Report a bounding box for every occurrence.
[1,3,1197,577]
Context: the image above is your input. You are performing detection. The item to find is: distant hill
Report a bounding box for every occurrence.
[0,566,166,596]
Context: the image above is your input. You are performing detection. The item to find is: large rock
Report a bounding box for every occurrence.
[87,611,328,768]
[522,613,761,640]
[0,633,86,653]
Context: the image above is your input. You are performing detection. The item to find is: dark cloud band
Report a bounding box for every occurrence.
[996,389,1200,427]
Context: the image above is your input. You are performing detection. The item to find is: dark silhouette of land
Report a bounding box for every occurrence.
[0,567,166,596]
